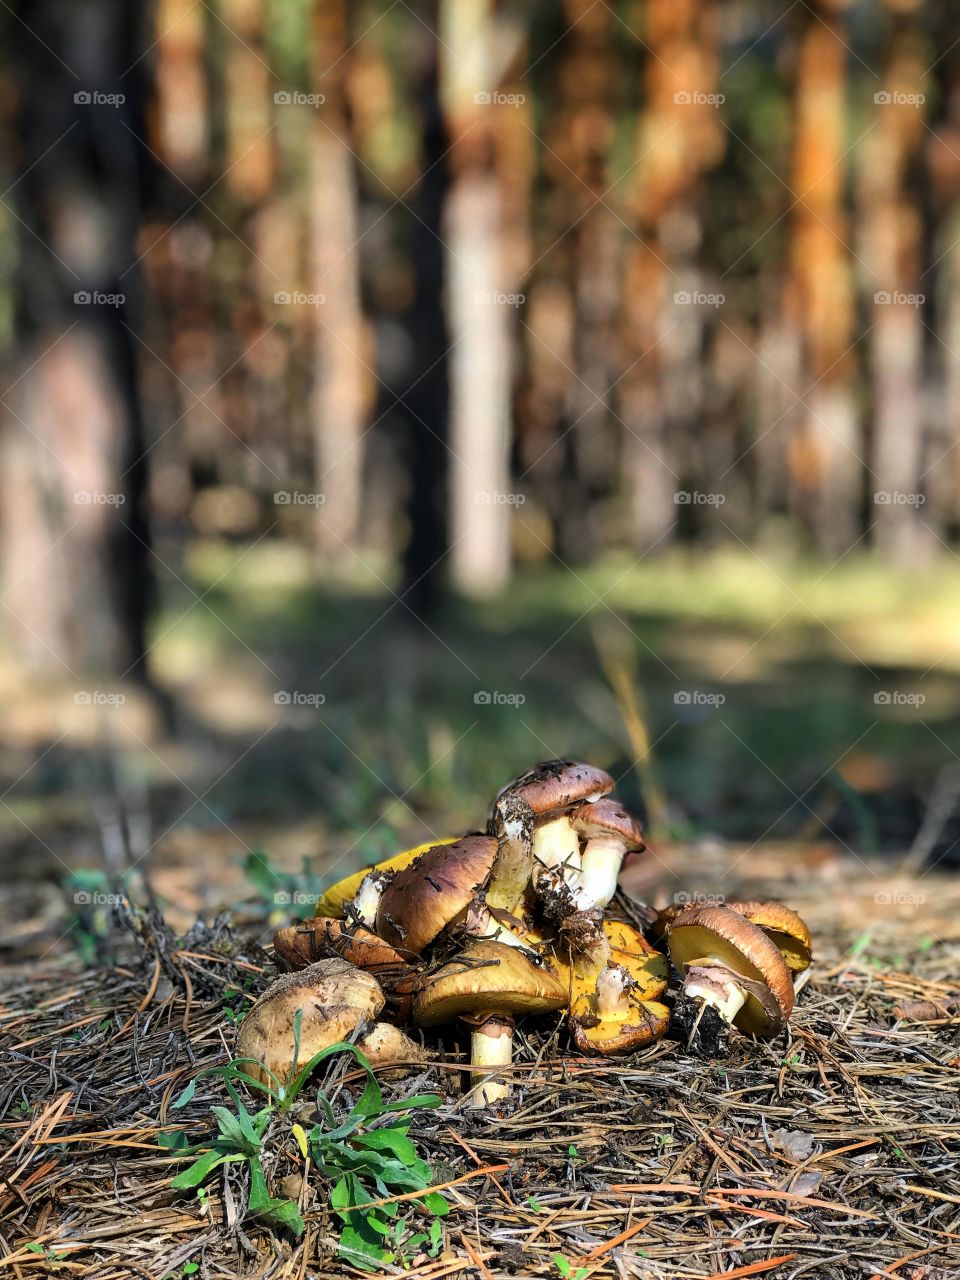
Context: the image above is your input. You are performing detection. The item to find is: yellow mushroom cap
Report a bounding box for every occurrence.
[313,837,459,918]
[566,920,670,1056]
[725,900,812,973]
[413,941,567,1027]
[667,905,794,1036]
[237,959,383,1087]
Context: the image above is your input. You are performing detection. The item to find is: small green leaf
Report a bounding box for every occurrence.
[554,1257,573,1279]
[422,1192,450,1217]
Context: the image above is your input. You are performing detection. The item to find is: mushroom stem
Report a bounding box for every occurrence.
[683,963,748,1024]
[351,870,391,929]
[531,817,582,892]
[463,903,531,951]
[575,835,628,910]
[467,1015,514,1107]
[486,792,535,912]
[595,964,634,1018]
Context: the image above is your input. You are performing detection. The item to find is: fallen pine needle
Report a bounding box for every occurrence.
[703,1254,797,1280]
[343,1163,510,1212]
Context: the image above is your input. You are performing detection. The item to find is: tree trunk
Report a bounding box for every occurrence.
[1,0,154,681]
[440,0,513,595]
[311,0,369,559]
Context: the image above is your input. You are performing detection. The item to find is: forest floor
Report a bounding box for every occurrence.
[1,547,960,1275]
[1,846,959,1280]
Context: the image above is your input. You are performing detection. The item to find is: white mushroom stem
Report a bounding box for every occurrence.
[573,835,628,911]
[531,816,582,893]
[468,1016,514,1107]
[572,924,612,981]
[462,903,530,951]
[595,965,633,1019]
[682,961,747,1024]
[351,871,389,929]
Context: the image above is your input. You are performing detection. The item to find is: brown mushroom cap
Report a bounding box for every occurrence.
[565,920,670,1055]
[273,918,419,1020]
[569,798,645,849]
[725,901,812,973]
[237,959,383,1086]
[413,941,568,1026]
[313,837,459,919]
[492,761,614,817]
[667,905,794,1036]
[375,835,498,955]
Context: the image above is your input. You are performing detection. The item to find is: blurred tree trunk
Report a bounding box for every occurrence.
[399,0,451,619]
[440,0,513,595]
[787,0,859,553]
[623,0,723,550]
[311,0,369,559]
[1,0,154,682]
[861,5,929,561]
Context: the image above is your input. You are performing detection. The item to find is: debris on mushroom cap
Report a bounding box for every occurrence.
[667,904,795,1037]
[564,920,670,1055]
[412,941,567,1025]
[724,900,812,973]
[491,760,615,817]
[375,835,500,955]
[237,959,384,1087]
[313,837,459,919]
[273,918,419,1021]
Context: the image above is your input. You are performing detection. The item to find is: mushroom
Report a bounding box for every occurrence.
[413,940,567,1106]
[237,958,386,1087]
[486,761,614,912]
[273,918,419,1021]
[375,835,531,955]
[313,837,459,920]
[724,901,812,974]
[569,799,645,912]
[565,920,670,1055]
[666,905,795,1041]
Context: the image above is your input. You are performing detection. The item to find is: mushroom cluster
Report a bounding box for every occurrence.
[250,760,812,1107]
